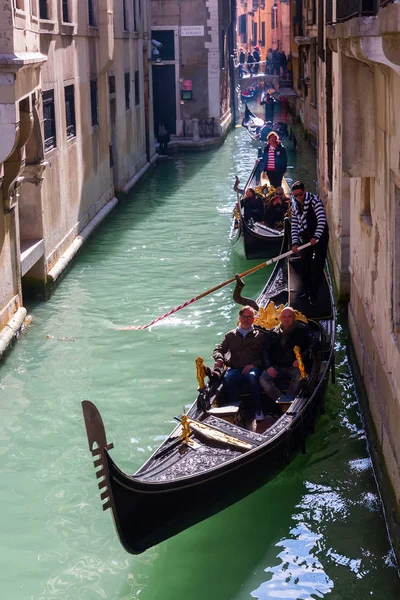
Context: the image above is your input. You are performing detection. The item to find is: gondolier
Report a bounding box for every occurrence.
[291,181,329,305]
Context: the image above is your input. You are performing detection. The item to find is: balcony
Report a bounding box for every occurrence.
[336,0,378,23]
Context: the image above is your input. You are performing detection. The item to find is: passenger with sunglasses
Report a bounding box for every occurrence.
[291,181,329,305]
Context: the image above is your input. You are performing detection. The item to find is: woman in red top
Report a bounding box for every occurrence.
[262,131,288,188]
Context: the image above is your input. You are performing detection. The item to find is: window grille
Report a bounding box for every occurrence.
[124,73,130,109]
[65,85,76,139]
[134,71,139,106]
[90,80,98,126]
[43,90,56,151]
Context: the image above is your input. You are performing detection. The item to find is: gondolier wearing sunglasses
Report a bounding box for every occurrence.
[213,306,265,432]
[291,181,329,305]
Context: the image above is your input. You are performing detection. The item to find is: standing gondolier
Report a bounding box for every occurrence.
[290,181,329,305]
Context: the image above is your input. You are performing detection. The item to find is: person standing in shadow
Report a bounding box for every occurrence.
[157,122,170,155]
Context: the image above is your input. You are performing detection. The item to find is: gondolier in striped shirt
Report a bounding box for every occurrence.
[291,181,329,305]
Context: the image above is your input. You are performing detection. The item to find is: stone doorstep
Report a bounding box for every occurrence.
[20,239,45,277]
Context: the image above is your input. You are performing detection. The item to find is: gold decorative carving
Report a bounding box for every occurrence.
[180,414,192,444]
[195,356,207,389]
[293,345,307,379]
[253,301,308,330]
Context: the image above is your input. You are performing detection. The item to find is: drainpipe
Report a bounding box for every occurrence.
[142,0,151,161]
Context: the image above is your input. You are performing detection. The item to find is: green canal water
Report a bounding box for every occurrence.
[0,124,399,600]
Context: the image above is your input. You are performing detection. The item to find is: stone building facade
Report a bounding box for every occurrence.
[317,0,400,557]
[151,0,235,140]
[290,0,319,143]
[0,0,156,356]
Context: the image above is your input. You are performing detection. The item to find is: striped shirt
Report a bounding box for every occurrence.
[267,146,275,170]
[291,192,327,245]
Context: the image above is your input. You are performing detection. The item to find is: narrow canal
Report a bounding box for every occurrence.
[1,120,399,600]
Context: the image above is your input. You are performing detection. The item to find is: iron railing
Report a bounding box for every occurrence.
[326,0,392,25]
[336,0,378,23]
[182,118,215,139]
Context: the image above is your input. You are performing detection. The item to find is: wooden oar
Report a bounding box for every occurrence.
[119,241,313,330]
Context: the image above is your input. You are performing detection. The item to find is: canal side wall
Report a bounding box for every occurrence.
[318,5,400,561]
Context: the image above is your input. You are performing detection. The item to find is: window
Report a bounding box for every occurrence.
[272,3,278,30]
[123,0,128,30]
[220,29,225,69]
[42,89,56,151]
[124,73,130,109]
[64,85,76,139]
[360,178,373,227]
[62,0,70,22]
[39,0,48,19]
[108,74,116,95]
[90,79,98,126]
[261,22,265,47]
[238,14,247,43]
[88,0,96,26]
[393,182,400,336]
[252,23,257,46]
[133,0,137,31]
[134,71,139,106]
[15,0,25,10]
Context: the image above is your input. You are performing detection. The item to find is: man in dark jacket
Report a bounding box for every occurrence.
[213,306,265,431]
[260,307,316,403]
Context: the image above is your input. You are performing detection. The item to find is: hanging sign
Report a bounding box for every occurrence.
[180,26,204,37]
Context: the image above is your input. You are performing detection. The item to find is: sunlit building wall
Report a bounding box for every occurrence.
[0,0,155,344]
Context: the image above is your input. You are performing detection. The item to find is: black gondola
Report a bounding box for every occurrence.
[242,103,289,142]
[242,103,296,148]
[229,156,290,260]
[82,222,335,555]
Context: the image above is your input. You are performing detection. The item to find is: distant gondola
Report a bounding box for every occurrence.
[242,103,296,148]
[229,156,291,260]
[82,222,335,555]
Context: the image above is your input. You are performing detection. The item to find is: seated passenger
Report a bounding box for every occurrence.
[260,307,317,403]
[242,188,265,223]
[213,306,265,431]
[264,187,289,229]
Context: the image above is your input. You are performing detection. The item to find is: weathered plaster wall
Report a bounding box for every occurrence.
[321,5,400,537]
[348,65,400,510]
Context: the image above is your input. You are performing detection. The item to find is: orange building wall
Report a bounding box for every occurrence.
[236,0,290,61]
